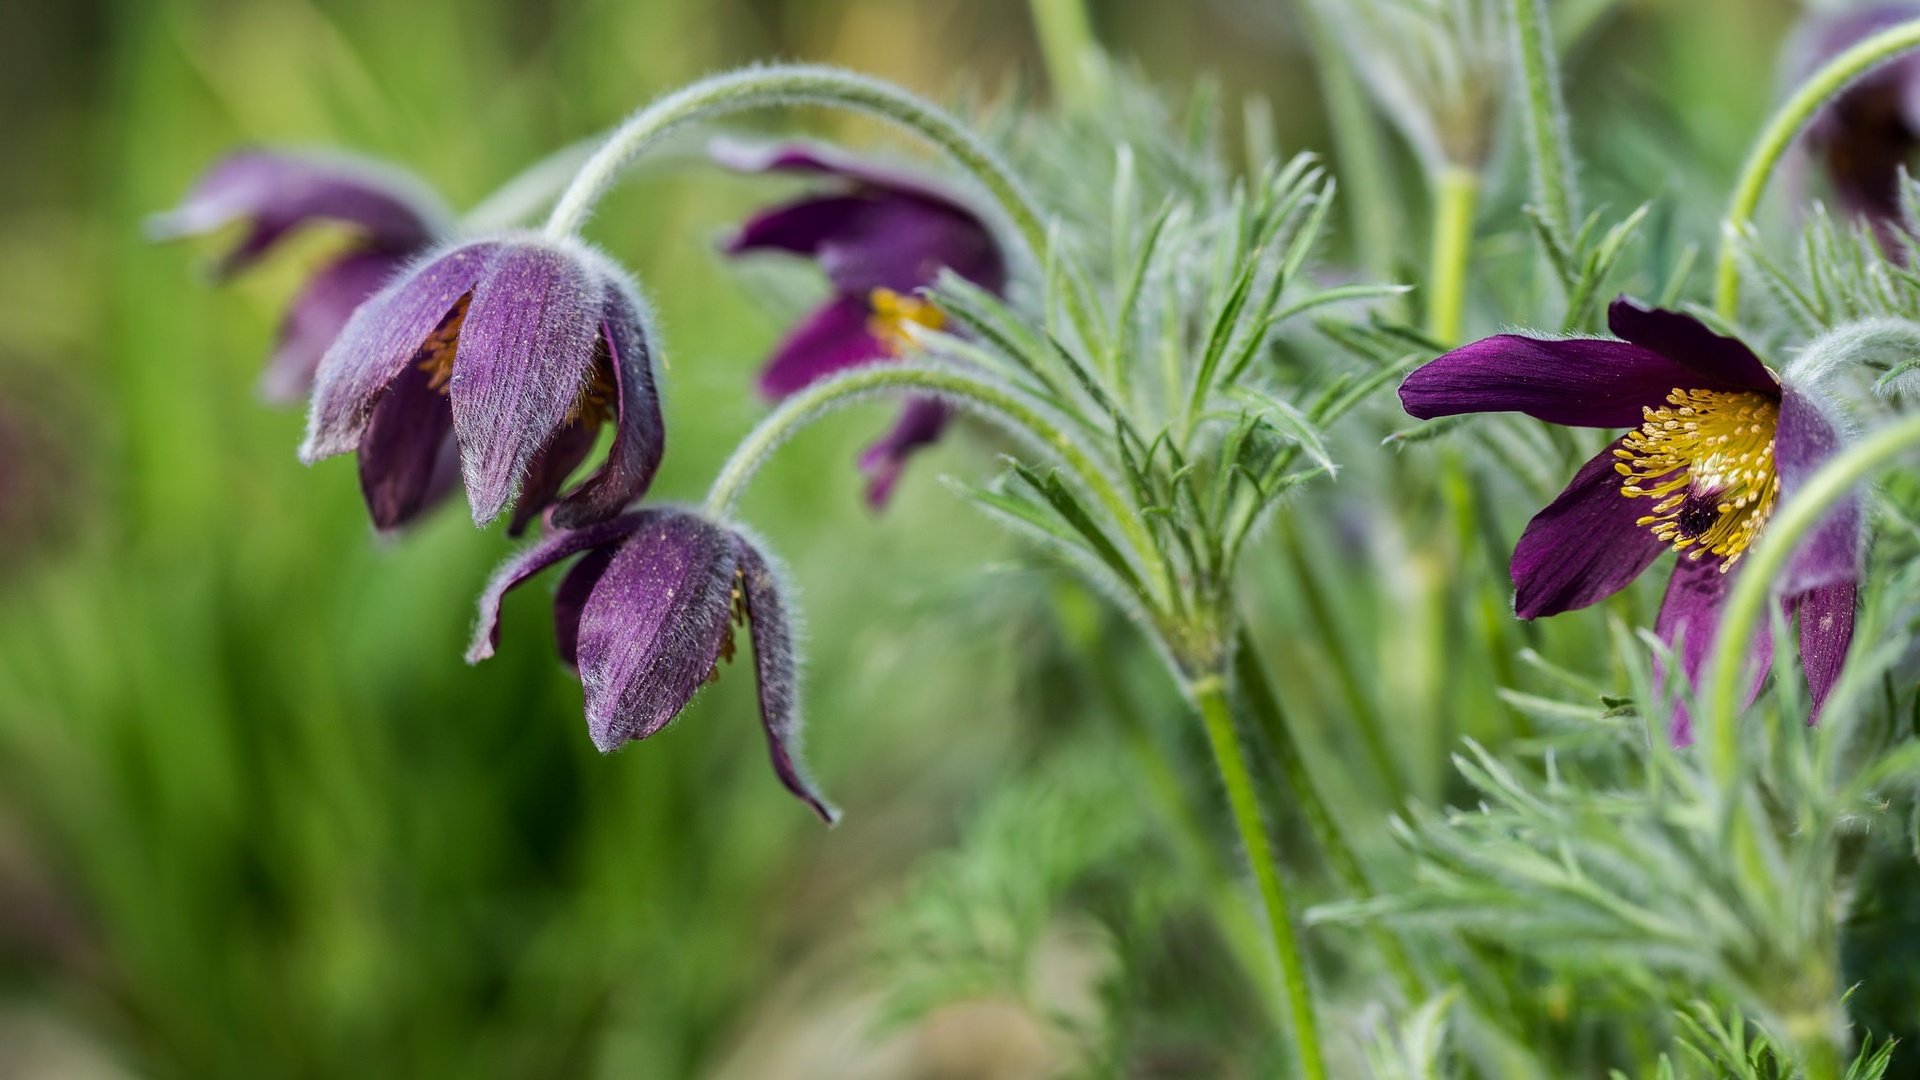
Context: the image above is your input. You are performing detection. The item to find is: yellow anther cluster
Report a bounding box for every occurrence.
[867,287,945,356]
[416,295,471,393]
[1614,387,1780,571]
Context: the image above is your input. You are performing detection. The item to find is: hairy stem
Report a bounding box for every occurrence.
[1713,17,1920,318]
[1426,166,1479,345]
[1701,413,1920,780]
[1190,673,1327,1080]
[702,361,1168,608]
[543,64,1048,263]
[1027,0,1099,109]
[1506,0,1577,240]
[461,137,601,232]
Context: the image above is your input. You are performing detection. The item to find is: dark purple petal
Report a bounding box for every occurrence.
[261,250,405,404]
[507,422,598,537]
[1509,438,1670,617]
[149,150,447,275]
[724,194,878,258]
[1794,4,1920,232]
[549,281,666,529]
[466,511,653,663]
[1776,385,1864,595]
[1399,336,1708,427]
[858,397,952,508]
[575,512,741,751]
[814,196,1006,296]
[734,534,837,823]
[449,241,601,526]
[1796,580,1857,720]
[554,545,618,674]
[356,362,455,532]
[1605,299,1779,393]
[1656,556,1777,747]
[302,241,494,462]
[711,137,971,207]
[759,295,890,399]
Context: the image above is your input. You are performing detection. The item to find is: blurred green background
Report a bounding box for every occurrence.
[0,0,1824,1075]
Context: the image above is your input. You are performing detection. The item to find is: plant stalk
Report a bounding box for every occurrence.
[1426,166,1479,345]
[1506,0,1578,240]
[1027,0,1099,109]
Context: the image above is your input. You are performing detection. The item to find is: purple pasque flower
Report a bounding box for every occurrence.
[714,139,1008,507]
[1400,298,1862,743]
[148,149,452,402]
[1789,3,1920,248]
[468,507,836,823]
[301,234,665,534]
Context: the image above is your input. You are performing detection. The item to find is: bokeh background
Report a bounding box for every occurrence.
[0,0,1829,1075]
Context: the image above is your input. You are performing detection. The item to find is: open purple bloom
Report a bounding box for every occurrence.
[301,235,665,534]
[1400,298,1863,742]
[469,508,836,823]
[148,149,452,402]
[714,139,1007,507]
[1790,4,1920,248]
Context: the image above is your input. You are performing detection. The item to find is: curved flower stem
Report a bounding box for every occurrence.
[1425,166,1479,345]
[460,137,602,233]
[542,64,1047,259]
[1700,413,1920,780]
[702,362,1169,608]
[1506,0,1577,240]
[1713,18,1920,319]
[1189,672,1327,1080]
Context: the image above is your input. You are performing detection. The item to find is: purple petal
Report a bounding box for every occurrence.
[449,241,601,526]
[1399,336,1708,427]
[1776,385,1864,595]
[149,149,447,275]
[734,534,837,823]
[261,250,405,404]
[356,362,455,532]
[576,512,741,751]
[1657,556,1777,747]
[725,194,879,258]
[466,511,653,664]
[507,422,599,538]
[1796,580,1857,721]
[814,195,1006,296]
[1509,438,1670,617]
[759,296,890,399]
[711,137,973,207]
[549,279,666,529]
[554,546,618,674]
[1605,299,1779,393]
[302,241,494,462]
[1794,4,1920,230]
[858,397,952,508]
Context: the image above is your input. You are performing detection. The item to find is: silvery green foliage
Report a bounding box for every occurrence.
[1314,0,1507,171]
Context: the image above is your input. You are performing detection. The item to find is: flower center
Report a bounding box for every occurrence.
[706,572,749,685]
[1613,388,1780,571]
[415,294,470,392]
[867,287,944,356]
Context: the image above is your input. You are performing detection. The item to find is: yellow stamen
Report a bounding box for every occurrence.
[1613,387,1780,571]
[705,573,750,684]
[867,287,944,356]
[415,295,470,392]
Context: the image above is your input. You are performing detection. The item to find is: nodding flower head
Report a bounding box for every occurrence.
[300,234,665,534]
[468,508,836,823]
[714,139,1007,507]
[1790,3,1920,248]
[1400,298,1863,743]
[148,149,453,402]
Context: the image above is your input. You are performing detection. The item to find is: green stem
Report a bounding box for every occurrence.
[542,64,1049,264]
[1426,166,1479,346]
[1190,673,1327,1080]
[701,362,1170,609]
[1027,0,1099,109]
[1713,18,1920,318]
[460,137,601,233]
[1701,414,1920,781]
[1506,0,1577,240]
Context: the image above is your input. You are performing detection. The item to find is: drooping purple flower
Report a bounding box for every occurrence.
[148,149,452,402]
[468,507,836,823]
[1399,298,1863,743]
[301,235,664,534]
[1789,4,1920,248]
[714,139,1007,507]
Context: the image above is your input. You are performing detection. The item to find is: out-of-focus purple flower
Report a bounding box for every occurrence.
[301,235,664,534]
[468,507,836,823]
[148,150,452,402]
[1400,298,1863,743]
[714,139,1007,507]
[1790,4,1920,248]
